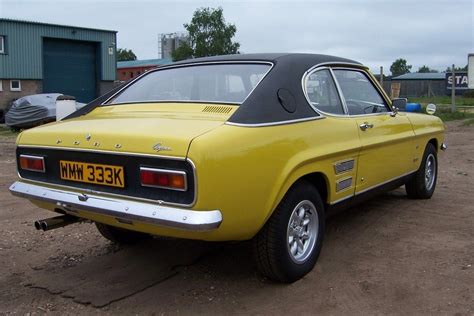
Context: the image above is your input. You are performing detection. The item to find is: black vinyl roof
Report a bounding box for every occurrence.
[173,53,366,125]
[68,53,367,125]
[172,53,362,67]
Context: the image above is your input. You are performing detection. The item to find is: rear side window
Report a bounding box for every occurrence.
[333,70,388,115]
[304,69,344,115]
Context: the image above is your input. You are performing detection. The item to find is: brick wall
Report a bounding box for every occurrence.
[0,80,42,110]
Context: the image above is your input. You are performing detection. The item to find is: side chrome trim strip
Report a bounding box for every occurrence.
[225,116,324,128]
[354,170,417,196]
[330,195,353,205]
[9,181,221,231]
[329,170,417,205]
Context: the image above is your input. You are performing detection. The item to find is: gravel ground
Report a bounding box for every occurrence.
[0,121,472,315]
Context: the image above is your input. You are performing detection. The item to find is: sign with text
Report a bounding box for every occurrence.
[446,72,468,90]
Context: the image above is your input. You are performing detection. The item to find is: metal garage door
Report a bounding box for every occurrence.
[43,38,97,103]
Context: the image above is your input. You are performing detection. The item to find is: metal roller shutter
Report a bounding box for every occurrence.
[43,38,97,103]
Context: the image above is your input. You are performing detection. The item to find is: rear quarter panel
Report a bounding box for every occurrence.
[187,117,360,241]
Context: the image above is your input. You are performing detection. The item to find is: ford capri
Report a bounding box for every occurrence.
[10,54,446,282]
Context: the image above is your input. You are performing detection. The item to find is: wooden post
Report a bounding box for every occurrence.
[451,64,456,113]
[380,66,384,86]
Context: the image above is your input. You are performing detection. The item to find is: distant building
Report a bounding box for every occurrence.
[158,33,189,59]
[117,58,172,81]
[0,19,117,109]
[390,73,446,97]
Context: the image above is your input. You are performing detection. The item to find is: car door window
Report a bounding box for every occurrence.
[333,70,389,115]
[305,69,344,115]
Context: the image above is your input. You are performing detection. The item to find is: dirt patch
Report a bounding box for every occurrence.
[0,121,473,315]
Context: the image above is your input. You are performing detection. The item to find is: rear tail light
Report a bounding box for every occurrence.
[140,167,187,191]
[19,155,45,172]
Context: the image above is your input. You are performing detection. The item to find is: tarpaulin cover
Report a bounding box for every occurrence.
[5,94,85,128]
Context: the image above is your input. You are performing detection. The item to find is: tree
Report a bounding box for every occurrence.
[417,65,438,73]
[117,48,137,61]
[445,65,468,72]
[390,58,412,76]
[172,7,240,61]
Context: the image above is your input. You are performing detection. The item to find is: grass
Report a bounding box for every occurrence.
[0,125,19,137]
[408,96,474,106]
[434,109,474,122]
[462,118,474,126]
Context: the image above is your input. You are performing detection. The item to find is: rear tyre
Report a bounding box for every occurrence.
[95,223,150,244]
[252,181,325,283]
[406,143,437,199]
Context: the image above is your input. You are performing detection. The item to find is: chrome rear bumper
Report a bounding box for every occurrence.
[9,181,222,231]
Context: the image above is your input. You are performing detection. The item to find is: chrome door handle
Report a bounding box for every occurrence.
[359,122,374,131]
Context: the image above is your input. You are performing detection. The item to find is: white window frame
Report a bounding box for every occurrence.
[0,36,4,54]
[0,80,3,92]
[10,80,21,92]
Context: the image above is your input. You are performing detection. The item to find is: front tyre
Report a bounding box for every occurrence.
[252,181,325,283]
[406,143,438,199]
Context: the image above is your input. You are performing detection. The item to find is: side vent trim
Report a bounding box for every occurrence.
[334,159,355,174]
[202,105,233,114]
[336,177,353,192]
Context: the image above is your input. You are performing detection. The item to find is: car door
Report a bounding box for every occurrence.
[304,68,360,203]
[332,68,416,194]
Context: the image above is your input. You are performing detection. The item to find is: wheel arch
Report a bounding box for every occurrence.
[270,171,330,219]
[299,172,329,207]
[428,138,438,152]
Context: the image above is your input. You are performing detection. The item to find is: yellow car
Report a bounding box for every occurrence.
[10,54,446,282]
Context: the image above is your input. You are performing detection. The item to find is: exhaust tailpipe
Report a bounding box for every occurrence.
[34,215,81,231]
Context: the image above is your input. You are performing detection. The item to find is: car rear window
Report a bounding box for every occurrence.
[107,63,272,105]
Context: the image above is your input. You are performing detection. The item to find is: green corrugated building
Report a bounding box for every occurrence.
[0,18,117,110]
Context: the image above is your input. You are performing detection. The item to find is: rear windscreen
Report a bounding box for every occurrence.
[107,63,272,105]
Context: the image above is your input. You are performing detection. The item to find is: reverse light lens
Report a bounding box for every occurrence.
[140,167,187,191]
[19,155,45,172]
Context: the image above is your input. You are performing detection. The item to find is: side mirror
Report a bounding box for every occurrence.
[391,98,407,110]
[426,103,437,115]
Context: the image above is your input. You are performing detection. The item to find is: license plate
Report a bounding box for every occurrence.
[59,160,125,188]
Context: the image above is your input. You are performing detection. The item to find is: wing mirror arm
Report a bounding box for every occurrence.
[390,107,399,117]
[390,98,407,117]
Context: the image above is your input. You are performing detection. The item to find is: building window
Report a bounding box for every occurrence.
[10,80,21,92]
[0,36,5,54]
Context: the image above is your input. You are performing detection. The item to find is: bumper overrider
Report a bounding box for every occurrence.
[9,181,222,231]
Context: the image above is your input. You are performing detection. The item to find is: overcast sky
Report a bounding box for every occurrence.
[1,0,473,74]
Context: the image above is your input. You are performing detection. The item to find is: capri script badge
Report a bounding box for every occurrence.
[153,143,172,152]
